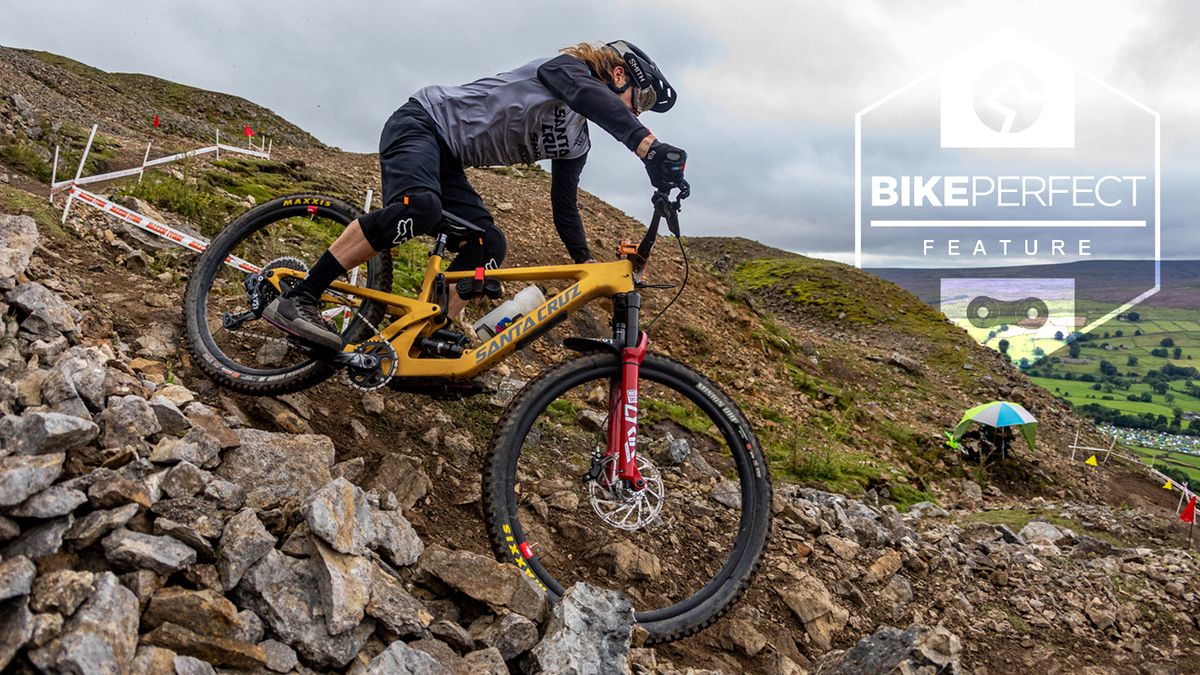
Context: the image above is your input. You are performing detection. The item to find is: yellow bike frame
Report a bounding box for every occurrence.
[265,257,635,380]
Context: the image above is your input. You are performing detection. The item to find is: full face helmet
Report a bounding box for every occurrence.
[605,40,677,114]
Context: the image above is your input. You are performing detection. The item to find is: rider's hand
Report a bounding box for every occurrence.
[643,141,687,191]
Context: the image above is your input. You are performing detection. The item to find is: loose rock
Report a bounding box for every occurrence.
[525,583,634,674]
[0,452,65,506]
[29,571,139,674]
[303,477,375,556]
[102,528,197,574]
[218,508,275,589]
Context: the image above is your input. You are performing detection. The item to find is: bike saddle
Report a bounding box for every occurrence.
[435,211,486,238]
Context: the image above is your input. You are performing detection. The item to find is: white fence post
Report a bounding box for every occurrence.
[215,130,220,160]
[48,146,59,203]
[61,124,97,224]
[139,141,152,183]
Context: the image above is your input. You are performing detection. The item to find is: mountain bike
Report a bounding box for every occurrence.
[182,185,771,643]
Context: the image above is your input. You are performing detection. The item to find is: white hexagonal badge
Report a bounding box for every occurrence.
[856,31,1159,367]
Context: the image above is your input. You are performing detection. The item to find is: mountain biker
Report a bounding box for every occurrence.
[263,40,688,350]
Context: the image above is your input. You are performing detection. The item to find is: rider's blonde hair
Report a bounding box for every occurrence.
[560,42,624,81]
[561,42,656,111]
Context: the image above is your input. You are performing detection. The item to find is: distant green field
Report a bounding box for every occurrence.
[1127,445,1200,483]
[1030,376,1200,417]
[1022,303,1200,420]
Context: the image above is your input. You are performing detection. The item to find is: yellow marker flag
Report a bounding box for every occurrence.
[1085,455,1098,466]
[1163,480,1173,490]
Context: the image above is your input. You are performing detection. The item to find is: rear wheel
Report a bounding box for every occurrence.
[182,193,392,395]
[483,351,771,643]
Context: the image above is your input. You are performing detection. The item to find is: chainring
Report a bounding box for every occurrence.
[346,339,398,391]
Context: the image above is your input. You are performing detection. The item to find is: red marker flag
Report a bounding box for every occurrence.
[244,124,255,137]
[1182,496,1197,524]
[153,114,160,127]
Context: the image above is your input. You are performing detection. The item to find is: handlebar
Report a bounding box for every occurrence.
[631,181,689,277]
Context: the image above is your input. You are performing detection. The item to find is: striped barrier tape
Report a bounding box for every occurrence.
[66,186,259,274]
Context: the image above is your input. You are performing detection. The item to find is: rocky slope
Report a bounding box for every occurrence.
[1,46,1198,673]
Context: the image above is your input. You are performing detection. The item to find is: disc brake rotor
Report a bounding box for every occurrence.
[588,454,665,531]
[346,339,398,391]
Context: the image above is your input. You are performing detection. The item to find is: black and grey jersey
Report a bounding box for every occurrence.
[413,55,650,169]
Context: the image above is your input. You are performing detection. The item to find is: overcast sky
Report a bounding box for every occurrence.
[1,0,1195,267]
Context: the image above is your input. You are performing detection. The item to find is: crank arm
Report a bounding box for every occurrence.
[332,350,380,370]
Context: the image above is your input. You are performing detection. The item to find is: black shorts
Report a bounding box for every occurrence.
[378,99,491,227]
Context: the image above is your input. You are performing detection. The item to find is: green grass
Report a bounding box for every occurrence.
[205,158,328,203]
[1030,376,1200,418]
[118,171,241,237]
[0,183,66,238]
[1127,445,1200,482]
[964,508,1126,547]
[0,141,53,182]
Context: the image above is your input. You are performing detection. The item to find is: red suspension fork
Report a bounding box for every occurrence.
[607,331,648,490]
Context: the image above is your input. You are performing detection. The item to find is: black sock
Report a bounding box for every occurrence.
[289,251,347,302]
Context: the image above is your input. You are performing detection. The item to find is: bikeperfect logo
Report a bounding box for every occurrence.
[855,32,1160,365]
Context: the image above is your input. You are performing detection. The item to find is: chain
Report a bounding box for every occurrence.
[221,326,292,347]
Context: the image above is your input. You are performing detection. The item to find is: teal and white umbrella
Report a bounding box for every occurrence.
[952,401,1037,451]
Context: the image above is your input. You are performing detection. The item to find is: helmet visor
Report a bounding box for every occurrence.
[634,87,657,115]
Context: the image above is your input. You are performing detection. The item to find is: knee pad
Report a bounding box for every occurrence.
[358,190,442,252]
[447,224,507,271]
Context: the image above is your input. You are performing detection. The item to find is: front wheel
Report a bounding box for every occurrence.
[483,352,772,644]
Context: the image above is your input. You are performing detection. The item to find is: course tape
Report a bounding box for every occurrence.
[67,186,260,274]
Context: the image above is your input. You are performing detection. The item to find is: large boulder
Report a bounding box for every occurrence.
[102,529,197,574]
[233,550,374,668]
[0,411,99,455]
[366,640,449,674]
[0,214,37,291]
[303,477,375,556]
[1018,520,1066,546]
[29,571,140,673]
[366,561,433,638]
[778,572,849,650]
[0,452,65,507]
[418,545,548,622]
[308,536,372,636]
[8,282,81,339]
[217,508,276,589]
[524,583,634,674]
[216,429,334,511]
[814,623,961,674]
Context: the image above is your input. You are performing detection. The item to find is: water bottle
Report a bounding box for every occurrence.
[473,286,546,341]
